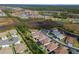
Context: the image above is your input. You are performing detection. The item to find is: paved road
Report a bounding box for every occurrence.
[0,37,19,45]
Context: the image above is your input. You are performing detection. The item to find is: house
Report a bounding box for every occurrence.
[54,46,68,54]
[39,39,50,46]
[1,36,8,40]
[45,42,58,52]
[65,36,74,47]
[52,29,65,40]
[32,30,47,41]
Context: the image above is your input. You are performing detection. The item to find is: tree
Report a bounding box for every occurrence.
[52,12,58,18]
[59,12,68,19]
[0,46,2,50]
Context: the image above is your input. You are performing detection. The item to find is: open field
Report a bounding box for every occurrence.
[21,19,63,29]
[64,23,79,35]
[0,29,16,37]
[0,18,16,32]
[0,18,15,26]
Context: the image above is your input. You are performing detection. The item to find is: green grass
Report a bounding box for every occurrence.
[16,25,46,54]
[73,39,79,48]
[10,44,16,54]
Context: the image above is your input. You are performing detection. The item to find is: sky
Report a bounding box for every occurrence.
[0,0,79,4]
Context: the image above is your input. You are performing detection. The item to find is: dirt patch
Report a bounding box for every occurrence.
[0,47,13,54]
[64,23,79,35]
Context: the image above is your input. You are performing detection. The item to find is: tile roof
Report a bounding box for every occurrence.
[39,39,50,45]
[54,46,68,54]
[46,42,58,52]
[66,36,74,44]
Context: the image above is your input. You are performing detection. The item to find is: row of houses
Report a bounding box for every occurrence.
[52,29,65,40]
[31,29,70,53]
[9,8,51,19]
[51,29,78,48]
[10,7,79,23]
[0,30,20,48]
[31,30,59,52]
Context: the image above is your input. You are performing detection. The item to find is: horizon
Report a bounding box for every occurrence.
[0,4,79,9]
